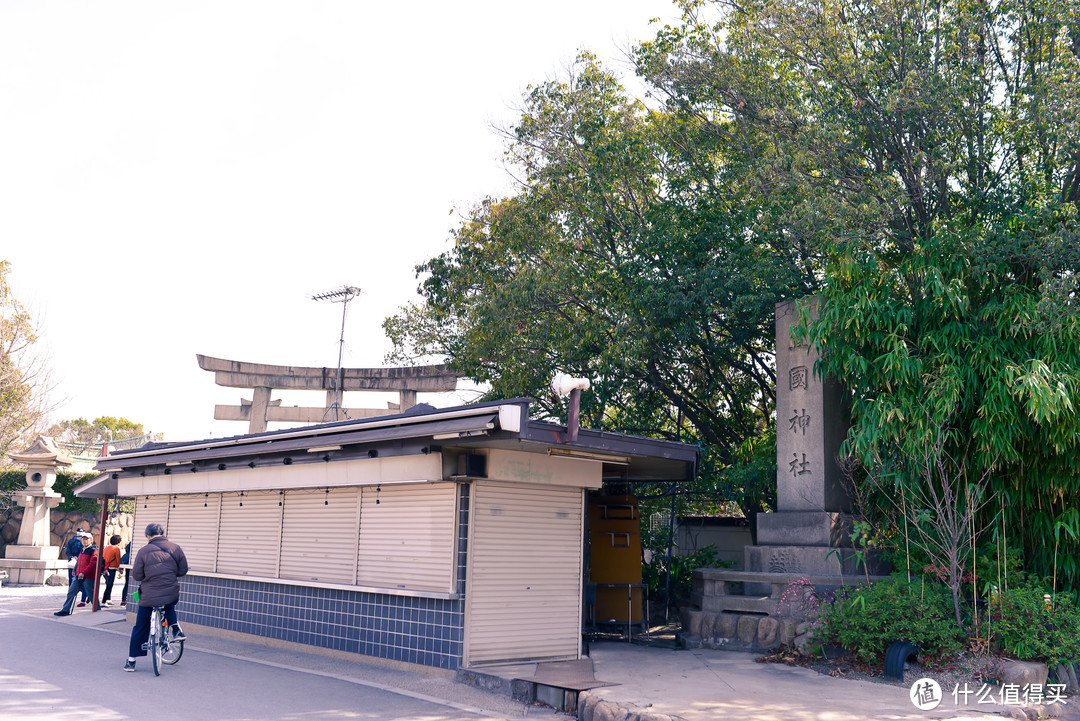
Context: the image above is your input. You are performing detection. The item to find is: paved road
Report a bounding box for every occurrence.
[0,586,559,721]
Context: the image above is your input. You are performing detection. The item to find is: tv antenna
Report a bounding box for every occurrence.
[312,285,362,422]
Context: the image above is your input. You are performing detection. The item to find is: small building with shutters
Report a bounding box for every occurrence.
[75,399,696,670]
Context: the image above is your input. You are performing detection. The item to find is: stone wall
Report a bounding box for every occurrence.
[0,508,135,559]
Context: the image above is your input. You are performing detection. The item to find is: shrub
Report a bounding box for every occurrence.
[642,544,728,604]
[818,575,966,665]
[990,582,1080,666]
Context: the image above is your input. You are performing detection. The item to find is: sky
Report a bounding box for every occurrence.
[1,0,683,443]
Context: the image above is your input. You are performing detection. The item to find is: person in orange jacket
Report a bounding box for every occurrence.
[101,534,123,606]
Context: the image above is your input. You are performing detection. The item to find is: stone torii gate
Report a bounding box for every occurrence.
[197,354,462,434]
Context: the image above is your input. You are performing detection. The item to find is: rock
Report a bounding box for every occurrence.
[1001,707,1035,721]
[613,708,640,721]
[46,574,68,586]
[2,518,20,543]
[1065,663,1079,691]
[737,615,758,645]
[593,700,619,721]
[1041,699,1080,720]
[793,632,814,653]
[579,691,597,721]
[684,610,704,637]
[994,660,1049,689]
[717,613,738,639]
[758,617,779,647]
[700,613,717,640]
[795,621,810,635]
[779,618,799,646]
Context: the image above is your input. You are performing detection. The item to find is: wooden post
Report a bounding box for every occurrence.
[93,495,109,612]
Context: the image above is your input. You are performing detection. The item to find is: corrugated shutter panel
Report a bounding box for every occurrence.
[166,493,221,572]
[131,495,171,560]
[216,490,283,578]
[467,482,583,665]
[279,487,360,584]
[356,483,456,592]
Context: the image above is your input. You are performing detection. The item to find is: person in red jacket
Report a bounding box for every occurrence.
[124,522,188,672]
[54,532,102,616]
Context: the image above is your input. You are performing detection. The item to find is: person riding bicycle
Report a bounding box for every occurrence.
[124,522,189,672]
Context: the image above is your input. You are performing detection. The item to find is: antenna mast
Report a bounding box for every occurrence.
[312,285,361,422]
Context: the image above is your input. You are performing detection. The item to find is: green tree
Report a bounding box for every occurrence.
[638,0,1080,590]
[48,416,151,455]
[0,260,51,465]
[386,55,818,526]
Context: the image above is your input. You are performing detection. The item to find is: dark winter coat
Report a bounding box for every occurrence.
[132,536,188,607]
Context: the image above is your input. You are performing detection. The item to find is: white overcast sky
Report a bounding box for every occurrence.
[1,0,681,443]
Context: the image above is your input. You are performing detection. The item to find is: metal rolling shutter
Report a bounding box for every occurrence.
[216,490,283,578]
[165,493,221,572]
[131,495,171,559]
[279,487,360,584]
[355,482,456,592]
[466,482,584,665]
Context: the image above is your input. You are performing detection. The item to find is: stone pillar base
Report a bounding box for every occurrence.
[4,544,61,561]
[0,558,69,585]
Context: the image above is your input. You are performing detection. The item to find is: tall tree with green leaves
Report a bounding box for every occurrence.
[387,54,818,524]
[47,416,153,455]
[0,260,51,465]
[639,0,1080,589]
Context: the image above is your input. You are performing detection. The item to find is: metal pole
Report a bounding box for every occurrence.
[664,407,682,622]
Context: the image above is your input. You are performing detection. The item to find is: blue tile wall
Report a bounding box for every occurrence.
[129,484,473,670]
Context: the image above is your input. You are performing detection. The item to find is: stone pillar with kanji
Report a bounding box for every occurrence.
[0,436,72,584]
[744,297,859,577]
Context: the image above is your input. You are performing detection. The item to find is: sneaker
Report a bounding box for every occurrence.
[170,626,186,641]
[123,660,136,672]
[53,611,69,616]
[101,600,112,606]
[76,602,86,608]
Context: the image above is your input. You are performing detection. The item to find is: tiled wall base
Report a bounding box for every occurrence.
[130,576,465,669]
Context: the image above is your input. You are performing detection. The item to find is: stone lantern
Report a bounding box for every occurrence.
[0,436,72,584]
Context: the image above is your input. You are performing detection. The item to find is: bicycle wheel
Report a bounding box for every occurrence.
[150,610,163,676]
[162,637,184,665]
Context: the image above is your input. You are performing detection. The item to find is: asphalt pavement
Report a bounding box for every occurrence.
[3,584,1076,721]
[0,584,564,721]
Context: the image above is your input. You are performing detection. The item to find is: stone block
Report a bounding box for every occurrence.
[758,617,779,647]
[779,619,799,646]
[717,613,738,639]
[736,615,758,644]
[701,614,718,640]
[744,545,873,577]
[756,512,850,547]
[684,610,704,637]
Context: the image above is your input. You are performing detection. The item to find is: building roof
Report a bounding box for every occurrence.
[74,398,698,498]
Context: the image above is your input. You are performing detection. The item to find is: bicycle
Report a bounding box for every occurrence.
[143,605,183,675]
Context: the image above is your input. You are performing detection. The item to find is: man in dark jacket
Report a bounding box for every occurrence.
[124,522,188,672]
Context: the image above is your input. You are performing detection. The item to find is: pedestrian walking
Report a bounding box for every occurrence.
[101,534,122,605]
[54,532,103,616]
